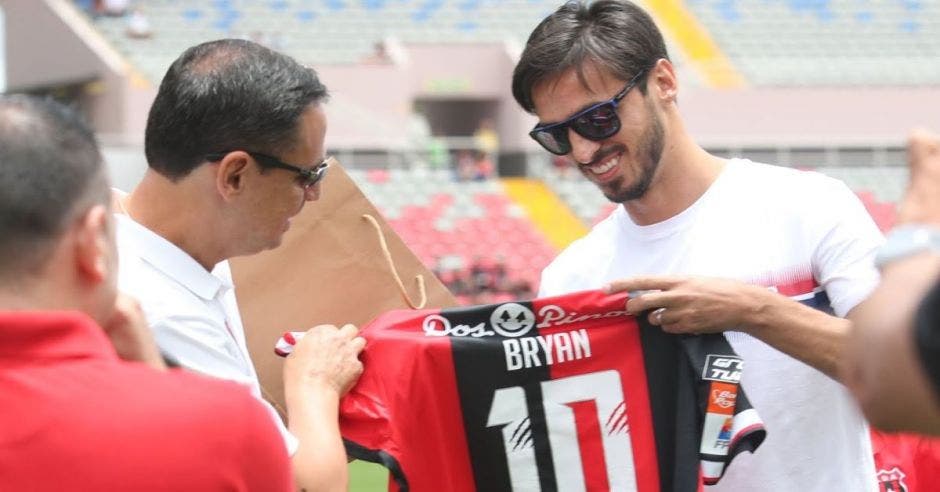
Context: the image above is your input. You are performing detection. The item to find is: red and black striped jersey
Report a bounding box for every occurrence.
[279,290,766,491]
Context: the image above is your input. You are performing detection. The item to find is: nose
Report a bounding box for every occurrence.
[568,129,602,164]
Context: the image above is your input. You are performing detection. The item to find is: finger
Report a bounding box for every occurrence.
[604,276,684,295]
[306,324,335,336]
[648,307,666,326]
[625,291,678,314]
[349,336,367,353]
[339,323,360,337]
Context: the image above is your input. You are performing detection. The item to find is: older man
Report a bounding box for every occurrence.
[0,95,291,491]
[116,39,365,491]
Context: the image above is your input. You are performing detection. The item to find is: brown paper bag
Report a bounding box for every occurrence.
[230,160,457,415]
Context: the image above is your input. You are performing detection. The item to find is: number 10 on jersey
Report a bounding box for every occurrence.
[486,370,638,491]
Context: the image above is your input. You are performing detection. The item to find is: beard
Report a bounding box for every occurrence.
[601,102,665,204]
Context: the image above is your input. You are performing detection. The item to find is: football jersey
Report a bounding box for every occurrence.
[871,431,940,492]
[278,290,766,491]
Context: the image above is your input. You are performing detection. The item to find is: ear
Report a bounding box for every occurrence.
[74,204,113,285]
[648,58,678,104]
[215,151,251,202]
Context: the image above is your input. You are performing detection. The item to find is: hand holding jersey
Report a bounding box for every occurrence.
[606,275,850,380]
[608,276,772,333]
[284,324,365,399]
[275,290,766,491]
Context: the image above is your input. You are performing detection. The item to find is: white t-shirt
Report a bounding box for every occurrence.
[115,214,299,455]
[540,159,882,491]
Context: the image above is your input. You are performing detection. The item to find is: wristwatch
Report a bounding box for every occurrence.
[874,224,940,269]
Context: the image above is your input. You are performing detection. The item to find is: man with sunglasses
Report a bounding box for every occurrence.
[115,39,365,491]
[514,1,882,490]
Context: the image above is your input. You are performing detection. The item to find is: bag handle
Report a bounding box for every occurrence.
[362,214,428,309]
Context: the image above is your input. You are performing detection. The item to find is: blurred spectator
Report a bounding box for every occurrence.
[492,255,509,291]
[509,279,535,300]
[470,255,494,293]
[473,118,499,158]
[455,149,476,181]
[125,9,152,39]
[100,0,129,16]
[434,254,534,305]
[474,151,495,180]
[361,41,393,64]
[449,269,471,297]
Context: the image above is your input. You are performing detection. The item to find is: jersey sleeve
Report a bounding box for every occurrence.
[338,321,411,491]
[681,334,767,485]
[340,381,409,490]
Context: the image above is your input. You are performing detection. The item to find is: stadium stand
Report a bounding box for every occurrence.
[83,0,563,81]
[684,0,940,86]
[348,167,557,303]
[80,0,701,86]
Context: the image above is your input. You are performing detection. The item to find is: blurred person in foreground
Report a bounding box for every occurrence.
[115,39,364,491]
[846,129,940,435]
[513,1,883,489]
[0,95,291,491]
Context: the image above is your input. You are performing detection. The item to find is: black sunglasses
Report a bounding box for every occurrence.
[529,68,649,156]
[206,151,330,190]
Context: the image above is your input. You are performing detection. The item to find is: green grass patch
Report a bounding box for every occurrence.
[348,460,388,491]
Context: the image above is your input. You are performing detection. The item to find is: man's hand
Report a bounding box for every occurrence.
[606,274,848,379]
[282,325,366,491]
[604,275,768,335]
[283,324,365,398]
[898,129,940,226]
[842,128,940,433]
[101,293,166,370]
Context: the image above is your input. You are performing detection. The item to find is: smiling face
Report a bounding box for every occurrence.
[490,303,536,338]
[532,63,666,204]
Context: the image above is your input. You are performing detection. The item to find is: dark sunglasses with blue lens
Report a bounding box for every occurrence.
[206,151,330,190]
[529,67,650,156]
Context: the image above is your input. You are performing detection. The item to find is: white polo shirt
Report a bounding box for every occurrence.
[115,213,299,454]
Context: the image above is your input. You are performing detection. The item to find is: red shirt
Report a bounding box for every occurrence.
[0,311,291,492]
[872,430,940,492]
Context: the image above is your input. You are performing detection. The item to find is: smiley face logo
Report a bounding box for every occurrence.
[490,303,536,338]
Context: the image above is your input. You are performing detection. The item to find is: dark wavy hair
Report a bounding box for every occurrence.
[512,0,670,113]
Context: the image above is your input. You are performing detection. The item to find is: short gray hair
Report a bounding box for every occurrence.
[0,95,108,277]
